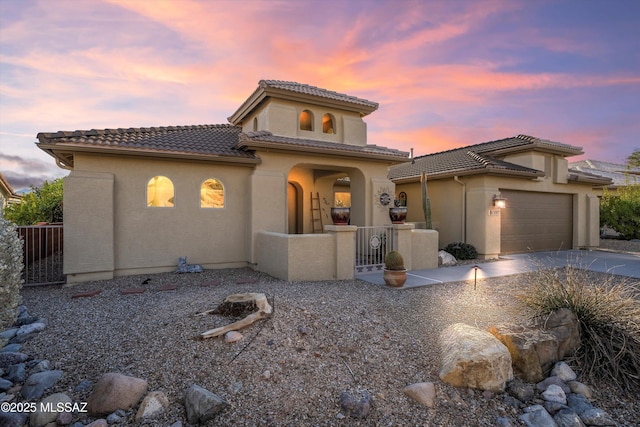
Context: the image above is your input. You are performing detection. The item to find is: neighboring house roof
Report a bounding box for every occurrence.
[228,80,379,125]
[389,134,584,182]
[238,131,410,162]
[37,124,260,168]
[0,171,22,206]
[570,159,640,188]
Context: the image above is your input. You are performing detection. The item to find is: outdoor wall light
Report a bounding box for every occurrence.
[493,194,507,209]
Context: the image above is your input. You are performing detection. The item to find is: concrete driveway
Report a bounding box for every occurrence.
[358,249,640,289]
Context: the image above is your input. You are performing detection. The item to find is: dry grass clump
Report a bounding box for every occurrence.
[518,262,640,395]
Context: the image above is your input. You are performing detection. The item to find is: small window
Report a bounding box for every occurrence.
[299,110,313,131]
[323,113,335,134]
[200,178,224,208]
[252,117,258,131]
[147,176,174,207]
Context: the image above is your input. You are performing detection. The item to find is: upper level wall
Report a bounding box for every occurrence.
[241,99,368,146]
[502,152,569,184]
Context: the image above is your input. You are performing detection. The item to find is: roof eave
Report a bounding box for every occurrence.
[391,167,544,184]
[237,139,409,163]
[488,142,583,158]
[36,143,261,167]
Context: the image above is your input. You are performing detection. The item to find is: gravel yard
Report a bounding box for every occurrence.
[18,258,640,426]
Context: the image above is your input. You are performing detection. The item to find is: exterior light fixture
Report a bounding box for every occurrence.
[472,265,481,290]
[493,194,507,209]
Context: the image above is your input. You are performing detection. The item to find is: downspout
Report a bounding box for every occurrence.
[454,176,466,242]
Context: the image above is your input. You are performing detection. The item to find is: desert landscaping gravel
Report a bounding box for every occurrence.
[17,249,640,426]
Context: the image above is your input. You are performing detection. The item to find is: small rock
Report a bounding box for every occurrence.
[21,370,64,400]
[29,393,72,427]
[224,331,243,343]
[75,379,92,393]
[0,328,18,342]
[5,363,26,383]
[169,422,183,427]
[135,390,169,421]
[544,400,569,415]
[503,394,522,410]
[31,360,51,373]
[402,382,436,408]
[554,409,585,427]
[519,404,558,427]
[106,411,123,424]
[339,390,372,419]
[551,362,577,382]
[184,384,229,424]
[567,381,593,400]
[16,322,46,336]
[298,326,309,335]
[0,352,29,370]
[566,394,593,415]
[482,390,494,399]
[85,420,108,427]
[438,250,457,266]
[1,343,22,353]
[578,408,616,426]
[507,379,535,402]
[0,378,13,392]
[56,411,74,426]
[16,314,39,326]
[262,370,271,379]
[336,413,345,419]
[536,376,571,394]
[0,411,29,427]
[542,384,567,404]
[496,416,514,427]
[228,381,242,394]
[87,373,148,415]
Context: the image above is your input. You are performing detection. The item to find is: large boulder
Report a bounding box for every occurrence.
[87,373,148,415]
[439,323,513,392]
[490,309,580,383]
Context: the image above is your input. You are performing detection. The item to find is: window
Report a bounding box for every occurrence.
[147,176,174,207]
[323,113,335,134]
[200,178,224,208]
[299,110,313,131]
[252,117,258,131]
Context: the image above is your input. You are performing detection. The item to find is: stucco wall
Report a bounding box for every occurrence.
[70,154,252,278]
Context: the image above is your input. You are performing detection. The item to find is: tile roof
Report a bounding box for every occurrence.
[238,131,409,162]
[389,134,582,181]
[570,160,638,187]
[259,80,379,110]
[37,124,259,166]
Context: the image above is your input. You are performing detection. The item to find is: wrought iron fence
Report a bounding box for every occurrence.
[18,224,65,286]
[355,225,395,275]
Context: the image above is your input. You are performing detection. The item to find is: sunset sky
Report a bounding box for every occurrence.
[1,0,639,191]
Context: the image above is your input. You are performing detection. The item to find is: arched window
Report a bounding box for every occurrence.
[252,117,258,131]
[322,113,335,134]
[200,178,224,208]
[147,176,174,207]
[299,110,313,131]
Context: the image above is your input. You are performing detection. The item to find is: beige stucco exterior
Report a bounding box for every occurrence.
[396,151,601,258]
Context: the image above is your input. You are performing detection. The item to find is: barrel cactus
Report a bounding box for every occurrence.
[384,250,405,271]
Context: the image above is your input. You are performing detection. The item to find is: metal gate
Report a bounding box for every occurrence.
[355,225,395,275]
[18,224,65,286]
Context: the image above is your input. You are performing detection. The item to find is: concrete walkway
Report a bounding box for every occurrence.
[357,249,640,289]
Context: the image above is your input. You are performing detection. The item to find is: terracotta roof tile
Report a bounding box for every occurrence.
[37,124,257,161]
[388,134,580,180]
[260,80,379,110]
[238,131,409,161]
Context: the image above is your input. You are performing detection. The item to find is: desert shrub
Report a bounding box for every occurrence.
[443,242,478,260]
[3,178,63,225]
[518,262,640,395]
[0,219,24,336]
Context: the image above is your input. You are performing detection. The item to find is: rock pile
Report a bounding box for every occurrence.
[0,306,230,426]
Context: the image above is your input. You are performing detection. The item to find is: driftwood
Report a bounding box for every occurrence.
[199,293,272,339]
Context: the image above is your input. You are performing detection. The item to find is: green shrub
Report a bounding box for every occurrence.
[443,242,478,260]
[384,251,405,270]
[3,178,63,225]
[0,219,24,339]
[600,181,640,240]
[517,262,640,395]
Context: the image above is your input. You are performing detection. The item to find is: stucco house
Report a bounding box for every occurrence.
[37,80,440,284]
[389,135,612,258]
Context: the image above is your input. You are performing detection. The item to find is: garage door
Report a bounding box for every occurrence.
[500,190,573,254]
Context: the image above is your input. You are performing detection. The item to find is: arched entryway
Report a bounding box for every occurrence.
[287,182,303,234]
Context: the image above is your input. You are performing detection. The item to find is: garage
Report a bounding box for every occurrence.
[500,190,573,254]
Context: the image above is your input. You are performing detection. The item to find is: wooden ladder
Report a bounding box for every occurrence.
[311,192,323,233]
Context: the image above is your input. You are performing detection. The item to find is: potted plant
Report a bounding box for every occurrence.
[330,200,350,225]
[383,250,407,287]
[388,200,407,224]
